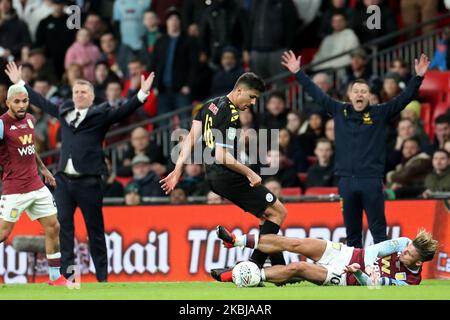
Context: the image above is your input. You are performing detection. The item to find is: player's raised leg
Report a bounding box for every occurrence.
[262,262,328,285]
[217,225,327,261]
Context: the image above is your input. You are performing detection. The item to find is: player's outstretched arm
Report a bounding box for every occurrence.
[281,50,342,116]
[364,237,410,266]
[382,54,430,119]
[5,61,60,118]
[106,72,155,124]
[160,120,202,194]
[35,153,56,187]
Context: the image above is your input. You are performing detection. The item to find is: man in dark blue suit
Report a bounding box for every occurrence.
[281,51,430,248]
[5,61,155,282]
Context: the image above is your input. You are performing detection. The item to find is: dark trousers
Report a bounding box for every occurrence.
[55,173,108,282]
[338,177,387,248]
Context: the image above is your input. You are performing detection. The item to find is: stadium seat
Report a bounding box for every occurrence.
[419,71,450,106]
[420,102,433,139]
[307,156,317,166]
[304,187,339,196]
[281,187,302,197]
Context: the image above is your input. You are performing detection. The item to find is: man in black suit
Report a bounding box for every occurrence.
[5,62,155,282]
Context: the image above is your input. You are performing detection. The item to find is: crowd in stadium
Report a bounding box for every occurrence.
[0,0,449,205]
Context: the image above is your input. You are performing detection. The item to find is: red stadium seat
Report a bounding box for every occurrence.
[307,156,317,166]
[304,187,339,196]
[420,102,433,139]
[433,102,450,120]
[281,187,302,197]
[419,71,450,106]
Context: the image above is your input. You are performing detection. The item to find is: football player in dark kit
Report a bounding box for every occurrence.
[160,72,288,282]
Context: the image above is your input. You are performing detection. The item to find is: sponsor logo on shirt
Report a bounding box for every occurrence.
[208,103,218,115]
[363,112,373,125]
[10,125,17,130]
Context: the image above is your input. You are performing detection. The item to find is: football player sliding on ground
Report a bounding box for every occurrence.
[216,226,438,286]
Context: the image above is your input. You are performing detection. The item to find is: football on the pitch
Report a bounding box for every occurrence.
[232,261,261,287]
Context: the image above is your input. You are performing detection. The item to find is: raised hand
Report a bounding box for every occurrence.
[281,50,302,74]
[159,169,182,195]
[140,72,155,94]
[415,53,430,77]
[5,61,23,84]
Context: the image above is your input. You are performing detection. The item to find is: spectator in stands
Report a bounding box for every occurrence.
[319,0,353,39]
[400,100,427,142]
[0,82,6,113]
[207,191,224,204]
[181,0,210,37]
[259,91,288,130]
[306,138,337,188]
[387,118,432,172]
[263,178,283,201]
[311,11,359,71]
[64,28,102,83]
[130,154,166,198]
[118,127,166,177]
[423,149,450,197]
[324,118,335,143]
[298,112,325,157]
[429,39,448,71]
[243,0,298,82]
[93,61,120,101]
[339,49,372,94]
[124,182,142,206]
[150,0,183,28]
[140,9,161,69]
[286,111,304,136]
[83,13,107,47]
[29,102,50,153]
[12,0,53,42]
[25,47,58,84]
[199,0,246,68]
[178,164,208,196]
[352,0,397,48]
[304,73,339,117]
[445,140,450,154]
[58,63,83,101]
[113,0,151,52]
[98,32,133,79]
[291,0,322,49]
[150,7,198,126]
[279,128,308,173]
[102,157,124,198]
[20,63,34,83]
[35,0,77,79]
[433,114,450,151]
[389,58,413,86]
[386,137,432,198]
[121,58,157,118]
[381,72,402,102]
[210,46,244,97]
[401,0,439,36]
[263,149,300,188]
[170,187,187,204]
[0,0,31,58]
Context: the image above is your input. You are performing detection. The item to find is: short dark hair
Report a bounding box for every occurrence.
[350,79,370,89]
[402,137,421,149]
[267,90,285,103]
[234,72,265,93]
[435,114,450,125]
[434,149,450,158]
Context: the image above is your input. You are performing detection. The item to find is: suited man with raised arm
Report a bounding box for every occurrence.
[5,62,155,282]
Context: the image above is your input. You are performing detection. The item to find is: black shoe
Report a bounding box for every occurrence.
[216,225,235,248]
[210,267,232,282]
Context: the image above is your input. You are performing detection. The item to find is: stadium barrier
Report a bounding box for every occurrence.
[0,200,449,284]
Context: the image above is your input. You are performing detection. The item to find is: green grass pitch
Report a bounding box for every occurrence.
[0,280,449,300]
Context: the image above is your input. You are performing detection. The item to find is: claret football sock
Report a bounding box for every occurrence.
[47,252,62,281]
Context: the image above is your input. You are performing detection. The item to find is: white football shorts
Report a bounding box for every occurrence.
[316,240,354,286]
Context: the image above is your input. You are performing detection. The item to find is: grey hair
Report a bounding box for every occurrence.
[7,84,28,100]
[72,79,94,93]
